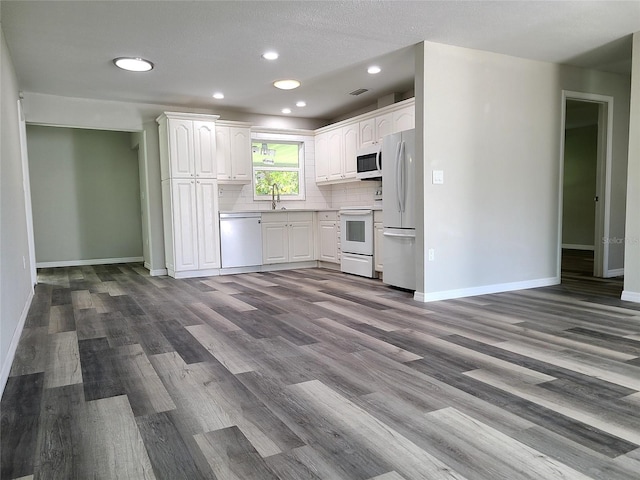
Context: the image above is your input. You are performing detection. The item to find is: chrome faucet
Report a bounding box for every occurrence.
[271,183,280,210]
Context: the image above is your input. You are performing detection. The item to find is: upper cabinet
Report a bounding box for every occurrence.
[158,112,219,180]
[315,98,414,185]
[315,131,330,183]
[216,121,252,184]
[392,105,415,133]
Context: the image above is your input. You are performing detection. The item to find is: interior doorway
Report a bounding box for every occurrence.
[559,91,614,279]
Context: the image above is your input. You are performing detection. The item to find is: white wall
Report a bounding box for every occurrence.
[0,26,35,391]
[623,32,640,303]
[27,126,143,264]
[415,41,631,301]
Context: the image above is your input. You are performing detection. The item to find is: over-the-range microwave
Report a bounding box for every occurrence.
[356,142,382,180]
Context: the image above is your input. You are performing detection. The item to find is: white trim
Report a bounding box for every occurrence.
[0,289,34,396]
[36,256,143,268]
[562,244,595,251]
[144,262,168,276]
[605,268,624,278]
[621,291,640,303]
[414,276,560,303]
[18,98,37,286]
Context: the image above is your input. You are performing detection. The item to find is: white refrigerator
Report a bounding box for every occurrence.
[382,128,416,290]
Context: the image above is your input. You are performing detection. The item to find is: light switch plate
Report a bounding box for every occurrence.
[432,170,444,185]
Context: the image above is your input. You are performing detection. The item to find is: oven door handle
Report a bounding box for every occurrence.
[340,210,373,216]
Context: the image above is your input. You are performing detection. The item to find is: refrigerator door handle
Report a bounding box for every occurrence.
[399,141,406,213]
[395,141,402,213]
[383,231,415,238]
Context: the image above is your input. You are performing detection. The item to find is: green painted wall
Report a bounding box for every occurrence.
[27,125,143,263]
[562,124,598,248]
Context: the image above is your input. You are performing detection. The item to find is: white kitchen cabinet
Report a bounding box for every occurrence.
[374,220,384,272]
[327,129,343,181]
[392,105,415,133]
[375,113,393,142]
[318,124,358,184]
[343,123,358,179]
[159,113,218,180]
[359,117,376,146]
[317,211,338,263]
[315,131,330,183]
[262,212,314,264]
[162,178,220,275]
[157,112,221,278]
[216,122,252,183]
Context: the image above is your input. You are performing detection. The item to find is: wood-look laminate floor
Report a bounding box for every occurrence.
[2,260,640,479]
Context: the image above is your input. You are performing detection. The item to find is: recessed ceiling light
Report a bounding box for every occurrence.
[262,51,279,60]
[367,65,381,74]
[273,79,300,90]
[296,101,306,107]
[212,92,225,99]
[282,108,292,114]
[113,57,154,72]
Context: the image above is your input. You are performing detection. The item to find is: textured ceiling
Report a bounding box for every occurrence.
[2,1,639,121]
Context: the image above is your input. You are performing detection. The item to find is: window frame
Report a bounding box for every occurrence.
[252,132,306,202]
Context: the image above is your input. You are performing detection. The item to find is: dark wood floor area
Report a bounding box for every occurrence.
[2,262,640,479]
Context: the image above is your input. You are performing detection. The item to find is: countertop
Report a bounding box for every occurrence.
[219,206,381,215]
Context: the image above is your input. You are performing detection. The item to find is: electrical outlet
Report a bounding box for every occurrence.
[428,249,435,261]
[218,188,224,197]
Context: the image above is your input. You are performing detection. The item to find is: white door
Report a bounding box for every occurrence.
[262,222,288,264]
[172,178,198,271]
[216,125,232,180]
[315,132,329,182]
[290,221,314,262]
[328,129,344,180]
[392,106,415,133]
[343,124,359,179]
[319,221,337,262]
[196,179,220,269]
[375,113,393,142]
[359,118,376,146]
[229,127,252,181]
[169,119,194,178]
[193,121,216,177]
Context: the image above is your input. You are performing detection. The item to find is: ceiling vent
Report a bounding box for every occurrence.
[349,88,369,96]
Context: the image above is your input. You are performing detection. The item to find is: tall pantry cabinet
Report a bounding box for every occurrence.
[157,112,221,278]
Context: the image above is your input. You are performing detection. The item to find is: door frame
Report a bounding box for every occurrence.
[18,96,38,286]
[558,90,614,278]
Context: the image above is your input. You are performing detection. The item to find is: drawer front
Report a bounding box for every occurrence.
[262,212,288,223]
[287,211,313,222]
[318,211,337,221]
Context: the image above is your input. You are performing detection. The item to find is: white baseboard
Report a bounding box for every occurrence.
[621,290,640,303]
[1,288,34,396]
[143,262,168,276]
[604,268,624,278]
[414,276,560,303]
[562,244,595,251]
[36,256,144,268]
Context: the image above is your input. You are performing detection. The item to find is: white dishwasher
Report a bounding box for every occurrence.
[219,212,263,268]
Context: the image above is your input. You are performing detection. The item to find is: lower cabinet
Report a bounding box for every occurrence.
[317,211,338,263]
[262,212,314,264]
[162,178,220,277]
[374,210,383,272]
